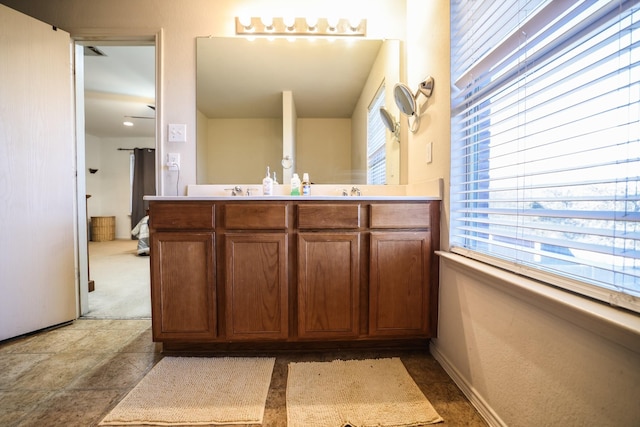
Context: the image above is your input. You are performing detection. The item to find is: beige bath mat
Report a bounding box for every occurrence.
[99,356,275,425]
[287,357,443,427]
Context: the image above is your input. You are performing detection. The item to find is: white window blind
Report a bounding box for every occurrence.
[368,85,387,184]
[450,0,640,312]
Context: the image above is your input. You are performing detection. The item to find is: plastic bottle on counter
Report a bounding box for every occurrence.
[290,173,301,196]
[302,172,311,196]
[263,166,273,195]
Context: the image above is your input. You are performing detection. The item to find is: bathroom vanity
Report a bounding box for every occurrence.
[146,196,440,352]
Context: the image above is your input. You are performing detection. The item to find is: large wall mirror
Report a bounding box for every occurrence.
[196,37,402,185]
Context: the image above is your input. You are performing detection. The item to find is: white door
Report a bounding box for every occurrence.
[0,4,77,340]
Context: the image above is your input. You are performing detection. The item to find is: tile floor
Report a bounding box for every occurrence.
[0,319,487,426]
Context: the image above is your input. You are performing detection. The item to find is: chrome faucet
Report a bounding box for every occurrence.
[225,185,243,196]
[350,186,361,196]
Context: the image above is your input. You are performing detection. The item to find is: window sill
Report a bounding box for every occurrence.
[437,251,640,354]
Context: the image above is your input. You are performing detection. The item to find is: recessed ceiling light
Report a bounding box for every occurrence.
[123,121,134,127]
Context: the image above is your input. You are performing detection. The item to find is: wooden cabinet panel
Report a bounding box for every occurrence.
[150,202,215,230]
[370,203,430,228]
[225,233,288,340]
[297,204,360,229]
[150,232,216,340]
[369,231,431,337]
[298,233,360,338]
[224,203,288,229]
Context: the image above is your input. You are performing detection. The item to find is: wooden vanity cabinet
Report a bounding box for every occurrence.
[297,204,361,339]
[149,202,216,341]
[148,199,440,347]
[222,204,289,341]
[368,202,440,338]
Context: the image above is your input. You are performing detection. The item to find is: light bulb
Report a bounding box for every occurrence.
[306,17,318,31]
[349,18,362,31]
[283,16,296,31]
[238,16,253,30]
[327,17,339,31]
[261,17,274,31]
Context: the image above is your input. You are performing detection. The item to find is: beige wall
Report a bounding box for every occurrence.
[200,115,351,186]
[85,135,155,239]
[404,0,640,425]
[204,118,282,185]
[352,39,402,185]
[196,109,209,184]
[405,0,451,247]
[296,118,352,184]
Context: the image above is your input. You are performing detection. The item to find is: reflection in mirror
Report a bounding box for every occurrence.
[196,37,402,185]
[379,107,400,142]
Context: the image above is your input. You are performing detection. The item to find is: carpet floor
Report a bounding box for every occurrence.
[85,239,151,319]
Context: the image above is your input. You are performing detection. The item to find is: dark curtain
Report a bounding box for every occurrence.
[131,148,156,234]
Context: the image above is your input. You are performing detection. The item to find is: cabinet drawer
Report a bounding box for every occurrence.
[225,203,288,229]
[298,204,360,229]
[150,203,215,230]
[370,203,430,229]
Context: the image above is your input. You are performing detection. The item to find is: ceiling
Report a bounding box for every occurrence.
[83,45,156,138]
[197,37,383,119]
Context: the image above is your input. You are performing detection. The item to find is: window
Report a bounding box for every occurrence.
[368,85,387,184]
[450,0,640,312]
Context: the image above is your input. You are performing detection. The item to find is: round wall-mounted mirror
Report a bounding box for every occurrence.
[379,107,397,133]
[393,83,416,116]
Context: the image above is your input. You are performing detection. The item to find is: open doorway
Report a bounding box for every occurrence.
[76,42,157,319]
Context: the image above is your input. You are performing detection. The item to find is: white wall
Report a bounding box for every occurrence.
[85,135,155,239]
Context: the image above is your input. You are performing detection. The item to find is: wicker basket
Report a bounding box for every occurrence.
[91,216,115,241]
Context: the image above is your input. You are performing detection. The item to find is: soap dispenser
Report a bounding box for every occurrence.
[290,173,301,196]
[263,166,273,196]
[302,172,311,196]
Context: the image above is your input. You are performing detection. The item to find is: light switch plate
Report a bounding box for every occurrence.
[168,124,187,142]
[426,141,433,164]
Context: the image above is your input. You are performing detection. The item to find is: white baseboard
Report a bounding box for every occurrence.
[429,341,506,427]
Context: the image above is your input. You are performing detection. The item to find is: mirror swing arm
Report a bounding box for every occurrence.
[393,76,435,133]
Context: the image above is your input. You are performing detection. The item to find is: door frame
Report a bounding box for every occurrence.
[72,30,163,316]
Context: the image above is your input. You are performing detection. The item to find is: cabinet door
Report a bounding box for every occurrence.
[225,233,288,340]
[369,231,431,337]
[151,232,216,341]
[298,233,360,339]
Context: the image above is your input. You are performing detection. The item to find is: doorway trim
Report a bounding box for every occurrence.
[72,29,163,316]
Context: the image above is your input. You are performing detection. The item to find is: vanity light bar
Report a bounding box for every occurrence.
[235,17,366,37]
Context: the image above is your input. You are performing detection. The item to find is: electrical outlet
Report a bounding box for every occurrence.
[167,153,180,171]
[168,124,187,142]
[426,141,433,164]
